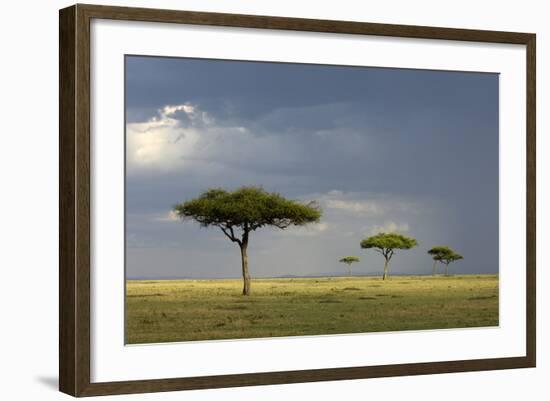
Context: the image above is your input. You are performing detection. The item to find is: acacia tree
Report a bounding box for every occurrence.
[428,246,452,276]
[339,256,360,276]
[360,233,418,280]
[173,187,322,295]
[440,250,463,276]
[427,246,463,276]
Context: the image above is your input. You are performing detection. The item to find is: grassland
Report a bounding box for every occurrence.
[126,274,498,344]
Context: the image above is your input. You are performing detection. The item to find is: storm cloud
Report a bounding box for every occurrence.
[125,56,499,279]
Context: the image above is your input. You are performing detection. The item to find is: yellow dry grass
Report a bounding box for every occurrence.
[126,274,498,344]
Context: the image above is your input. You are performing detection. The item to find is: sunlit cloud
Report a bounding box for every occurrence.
[281,222,330,237]
[325,199,384,216]
[301,190,417,219]
[368,221,410,235]
[126,102,301,175]
[152,210,180,222]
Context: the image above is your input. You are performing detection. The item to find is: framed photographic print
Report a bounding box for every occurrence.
[59,4,536,397]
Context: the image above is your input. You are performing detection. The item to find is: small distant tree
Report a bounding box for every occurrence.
[428,246,463,276]
[173,187,322,295]
[360,233,418,280]
[428,246,452,276]
[441,252,463,276]
[339,256,360,276]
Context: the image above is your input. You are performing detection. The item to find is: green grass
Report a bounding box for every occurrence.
[125,274,498,344]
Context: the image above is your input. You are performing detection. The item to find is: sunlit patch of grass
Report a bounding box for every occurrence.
[125,274,499,344]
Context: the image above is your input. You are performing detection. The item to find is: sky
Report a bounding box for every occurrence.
[125,55,499,279]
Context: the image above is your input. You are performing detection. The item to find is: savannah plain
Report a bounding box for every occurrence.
[126,274,498,344]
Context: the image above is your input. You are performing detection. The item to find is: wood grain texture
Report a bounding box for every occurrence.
[525,35,536,367]
[59,3,536,397]
[59,5,76,396]
[78,356,533,396]
[78,3,533,43]
[75,4,92,396]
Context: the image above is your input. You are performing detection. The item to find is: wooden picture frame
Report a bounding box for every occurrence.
[59,3,536,397]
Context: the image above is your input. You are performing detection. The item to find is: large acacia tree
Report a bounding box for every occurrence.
[173,187,322,295]
[428,246,463,276]
[339,256,360,276]
[360,233,418,280]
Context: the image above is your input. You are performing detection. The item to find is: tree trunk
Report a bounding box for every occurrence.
[382,259,389,280]
[445,263,449,276]
[432,260,438,276]
[240,242,251,295]
[348,265,352,276]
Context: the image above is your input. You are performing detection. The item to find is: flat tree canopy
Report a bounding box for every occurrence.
[445,253,464,263]
[339,256,360,276]
[173,187,322,295]
[360,232,418,253]
[428,246,454,258]
[360,232,418,280]
[339,256,360,264]
[174,187,321,233]
[428,246,463,275]
[428,246,454,275]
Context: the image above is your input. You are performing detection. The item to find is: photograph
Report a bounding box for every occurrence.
[124,55,499,345]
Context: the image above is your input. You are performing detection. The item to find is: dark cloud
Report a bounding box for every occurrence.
[125,55,498,279]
